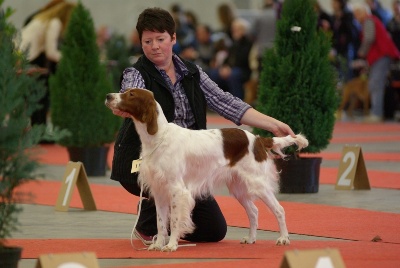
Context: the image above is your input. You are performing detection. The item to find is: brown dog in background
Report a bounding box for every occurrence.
[337,75,369,120]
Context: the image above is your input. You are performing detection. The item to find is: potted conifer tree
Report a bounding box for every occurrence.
[1,3,48,266]
[254,0,338,193]
[49,2,120,176]
[104,33,131,92]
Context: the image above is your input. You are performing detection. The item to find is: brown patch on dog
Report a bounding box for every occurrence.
[221,128,249,166]
[253,136,274,162]
[118,88,158,135]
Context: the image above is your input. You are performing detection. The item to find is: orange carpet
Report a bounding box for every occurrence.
[16,180,400,244]
[34,144,400,165]
[7,239,400,268]
[32,143,400,190]
[217,196,400,244]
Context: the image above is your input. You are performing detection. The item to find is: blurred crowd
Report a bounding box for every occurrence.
[16,0,400,125]
[316,0,400,122]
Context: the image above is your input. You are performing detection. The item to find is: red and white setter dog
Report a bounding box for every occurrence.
[105,88,308,252]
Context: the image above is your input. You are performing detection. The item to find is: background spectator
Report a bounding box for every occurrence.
[387,0,400,51]
[128,28,143,63]
[170,3,196,55]
[193,24,216,72]
[250,0,277,73]
[216,2,236,41]
[353,3,400,122]
[23,0,64,26]
[18,1,75,131]
[366,0,393,26]
[331,0,360,82]
[315,1,333,32]
[208,18,253,100]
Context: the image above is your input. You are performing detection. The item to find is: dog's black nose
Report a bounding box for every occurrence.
[106,94,113,100]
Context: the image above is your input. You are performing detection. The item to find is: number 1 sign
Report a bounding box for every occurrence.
[55,162,97,211]
[335,146,371,190]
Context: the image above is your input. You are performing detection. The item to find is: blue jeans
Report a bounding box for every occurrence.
[368,56,391,117]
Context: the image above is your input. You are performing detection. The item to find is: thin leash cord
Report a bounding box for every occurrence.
[130,180,150,251]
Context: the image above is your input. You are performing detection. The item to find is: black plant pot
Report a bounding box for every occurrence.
[67,146,109,177]
[0,246,22,268]
[275,157,322,193]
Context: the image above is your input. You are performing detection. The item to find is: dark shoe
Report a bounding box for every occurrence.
[134,229,154,246]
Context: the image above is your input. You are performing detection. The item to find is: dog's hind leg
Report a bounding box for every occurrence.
[259,190,290,245]
[237,197,259,244]
[228,181,258,244]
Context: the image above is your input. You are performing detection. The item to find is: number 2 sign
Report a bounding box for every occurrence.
[335,146,370,190]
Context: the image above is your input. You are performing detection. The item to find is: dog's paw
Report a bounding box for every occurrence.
[276,236,290,246]
[161,242,178,252]
[148,243,162,251]
[240,236,256,244]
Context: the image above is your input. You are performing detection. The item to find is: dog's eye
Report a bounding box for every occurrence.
[129,91,135,97]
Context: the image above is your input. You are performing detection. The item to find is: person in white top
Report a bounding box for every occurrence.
[19,1,75,64]
[17,1,75,130]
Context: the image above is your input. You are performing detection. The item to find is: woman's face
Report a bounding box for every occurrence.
[141,30,176,67]
[332,0,341,12]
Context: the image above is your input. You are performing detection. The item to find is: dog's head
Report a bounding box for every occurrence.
[105,88,158,135]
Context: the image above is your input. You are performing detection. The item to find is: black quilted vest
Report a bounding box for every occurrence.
[110,55,207,183]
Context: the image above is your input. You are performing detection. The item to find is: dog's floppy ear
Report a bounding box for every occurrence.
[143,103,158,135]
[140,90,158,135]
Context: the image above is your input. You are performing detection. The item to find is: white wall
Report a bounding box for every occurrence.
[3,0,232,39]
[3,0,395,40]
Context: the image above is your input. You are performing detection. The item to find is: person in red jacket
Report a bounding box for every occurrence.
[353,3,400,122]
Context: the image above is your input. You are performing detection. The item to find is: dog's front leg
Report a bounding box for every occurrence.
[148,197,169,251]
[162,187,195,252]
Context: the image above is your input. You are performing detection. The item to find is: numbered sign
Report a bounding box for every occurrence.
[335,146,370,190]
[55,162,97,212]
[280,248,345,268]
[35,252,99,268]
[131,158,142,173]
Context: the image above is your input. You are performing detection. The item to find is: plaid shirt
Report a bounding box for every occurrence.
[121,54,251,127]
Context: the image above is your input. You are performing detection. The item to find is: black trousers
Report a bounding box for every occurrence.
[120,181,227,242]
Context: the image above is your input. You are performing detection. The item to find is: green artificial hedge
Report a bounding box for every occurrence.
[254,0,339,153]
[49,2,120,148]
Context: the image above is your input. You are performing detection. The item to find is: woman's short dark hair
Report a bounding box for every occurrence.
[334,0,347,10]
[136,7,176,41]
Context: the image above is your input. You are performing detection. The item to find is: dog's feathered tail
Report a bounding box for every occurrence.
[271,134,309,158]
